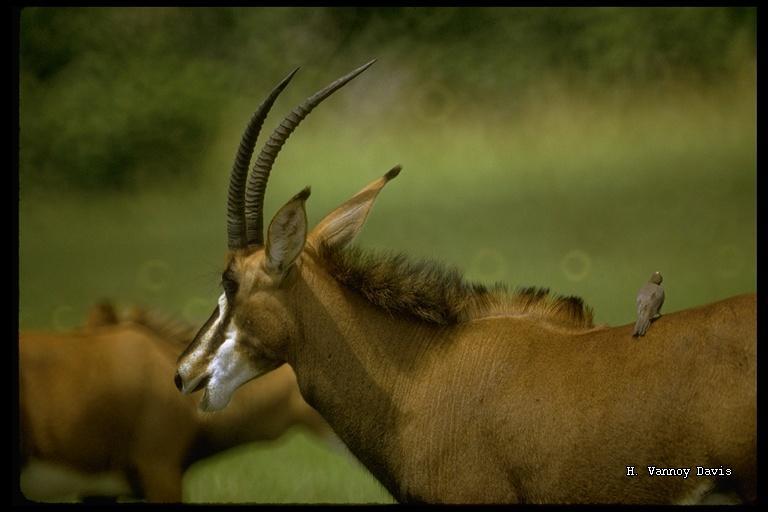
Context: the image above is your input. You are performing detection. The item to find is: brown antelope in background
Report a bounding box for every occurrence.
[20,301,333,502]
[174,61,756,504]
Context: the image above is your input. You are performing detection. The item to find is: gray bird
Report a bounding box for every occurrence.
[633,271,664,337]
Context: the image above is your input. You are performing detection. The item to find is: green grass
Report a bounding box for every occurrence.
[18,74,755,502]
[183,428,394,503]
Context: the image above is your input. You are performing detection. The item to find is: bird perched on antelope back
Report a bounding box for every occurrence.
[633,271,664,337]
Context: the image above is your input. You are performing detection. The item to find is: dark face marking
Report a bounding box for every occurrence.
[221,262,240,302]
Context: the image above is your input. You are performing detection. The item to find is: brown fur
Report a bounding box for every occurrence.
[173,88,754,504]
[177,211,755,503]
[19,302,333,502]
[319,244,594,329]
[123,305,199,348]
[179,240,756,504]
[180,238,756,504]
[83,299,119,328]
[292,256,757,504]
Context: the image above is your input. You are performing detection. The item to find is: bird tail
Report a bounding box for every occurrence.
[633,318,650,337]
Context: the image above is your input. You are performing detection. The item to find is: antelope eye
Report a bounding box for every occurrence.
[222,277,238,299]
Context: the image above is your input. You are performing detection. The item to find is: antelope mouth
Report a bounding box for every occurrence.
[180,372,210,395]
[191,375,210,393]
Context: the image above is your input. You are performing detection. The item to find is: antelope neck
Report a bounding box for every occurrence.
[283,257,442,498]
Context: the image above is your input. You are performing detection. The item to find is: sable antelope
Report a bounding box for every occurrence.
[19,302,333,502]
[174,62,756,504]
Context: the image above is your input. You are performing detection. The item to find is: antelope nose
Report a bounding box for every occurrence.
[174,371,183,392]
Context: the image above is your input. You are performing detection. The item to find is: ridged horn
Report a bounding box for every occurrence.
[226,67,299,250]
[244,59,376,246]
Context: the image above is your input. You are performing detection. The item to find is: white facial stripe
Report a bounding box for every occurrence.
[203,322,256,410]
[217,292,228,316]
[210,322,240,379]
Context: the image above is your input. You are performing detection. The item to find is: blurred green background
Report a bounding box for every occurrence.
[18,6,755,503]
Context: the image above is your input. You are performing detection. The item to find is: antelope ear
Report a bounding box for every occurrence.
[308,165,401,250]
[265,187,311,276]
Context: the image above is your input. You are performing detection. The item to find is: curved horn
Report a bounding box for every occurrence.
[226,67,299,250]
[244,59,377,247]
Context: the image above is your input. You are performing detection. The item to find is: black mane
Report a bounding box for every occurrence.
[318,244,594,329]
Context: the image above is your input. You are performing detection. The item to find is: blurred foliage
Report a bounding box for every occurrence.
[19,7,755,191]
